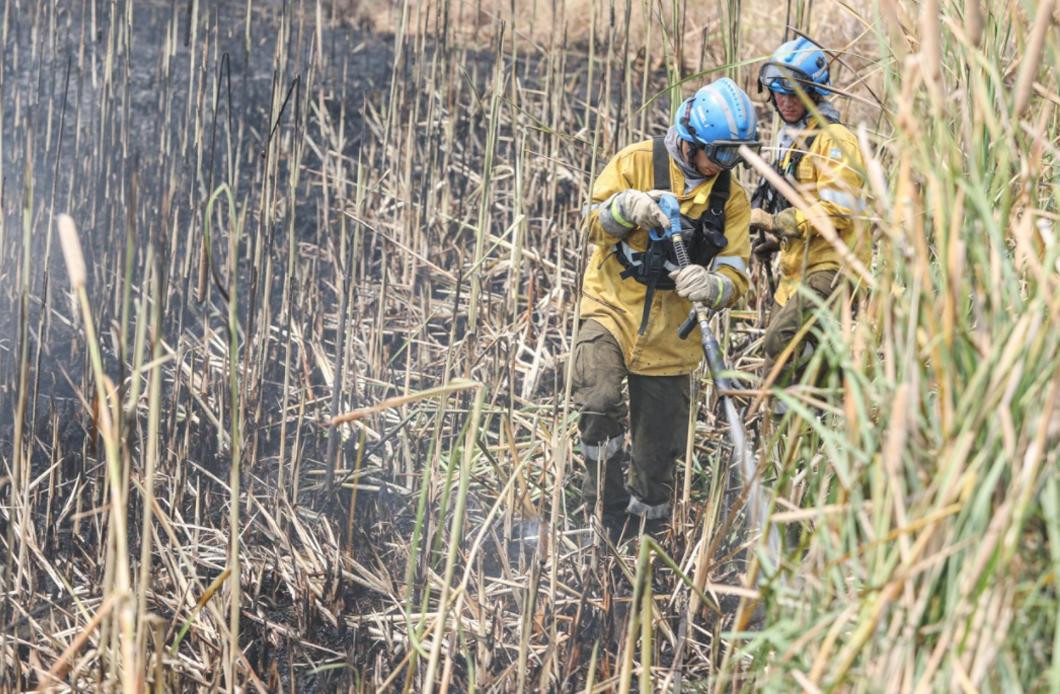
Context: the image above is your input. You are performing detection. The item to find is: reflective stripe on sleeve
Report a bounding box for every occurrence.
[600,206,632,237]
[609,198,635,228]
[711,255,748,275]
[585,192,624,222]
[599,195,636,238]
[818,187,867,212]
[713,273,734,308]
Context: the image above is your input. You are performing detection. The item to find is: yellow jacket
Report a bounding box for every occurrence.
[774,119,871,306]
[580,140,751,376]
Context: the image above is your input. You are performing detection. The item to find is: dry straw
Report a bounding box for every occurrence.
[3,0,1057,691]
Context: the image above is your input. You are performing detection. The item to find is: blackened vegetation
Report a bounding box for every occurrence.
[0,0,759,690]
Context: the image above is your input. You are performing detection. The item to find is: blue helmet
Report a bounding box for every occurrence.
[673,77,760,169]
[758,37,831,97]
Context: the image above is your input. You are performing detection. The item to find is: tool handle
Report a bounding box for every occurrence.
[671,229,691,268]
[696,307,732,392]
[671,225,701,343]
[678,312,696,340]
[660,194,721,364]
[650,193,683,242]
[672,231,698,342]
[670,205,731,391]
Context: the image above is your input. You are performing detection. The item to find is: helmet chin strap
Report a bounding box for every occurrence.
[680,140,701,170]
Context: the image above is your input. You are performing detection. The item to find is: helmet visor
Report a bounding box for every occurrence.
[703,140,761,169]
[759,62,812,95]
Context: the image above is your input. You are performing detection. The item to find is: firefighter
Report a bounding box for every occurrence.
[572,77,759,531]
[750,37,871,386]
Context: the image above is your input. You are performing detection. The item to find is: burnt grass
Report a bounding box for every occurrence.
[0,0,754,690]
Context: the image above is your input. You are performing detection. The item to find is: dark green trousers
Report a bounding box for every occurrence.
[570,320,690,518]
[763,270,838,383]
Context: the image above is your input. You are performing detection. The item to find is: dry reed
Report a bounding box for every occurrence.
[1,0,1057,691]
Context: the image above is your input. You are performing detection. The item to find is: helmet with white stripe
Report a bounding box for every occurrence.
[673,77,760,170]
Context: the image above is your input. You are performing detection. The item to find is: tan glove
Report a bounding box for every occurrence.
[750,207,800,238]
[749,207,773,231]
[749,207,800,259]
[669,265,734,309]
[613,190,670,230]
[773,208,800,238]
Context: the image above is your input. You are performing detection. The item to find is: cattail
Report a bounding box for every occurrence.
[57,213,87,288]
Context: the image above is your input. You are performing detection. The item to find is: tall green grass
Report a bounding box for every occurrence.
[726,0,1060,690]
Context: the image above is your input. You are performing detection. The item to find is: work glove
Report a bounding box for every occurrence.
[750,207,800,237]
[749,208,779,259]
[752,231,780,260]
[749,207,774,231]
[772,208,800,238]
[749,207,800,259]
[669,265,734,309]
[611,189,670,232]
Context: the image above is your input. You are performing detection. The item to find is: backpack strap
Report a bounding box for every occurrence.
[635,243,672,335]
[636,137,677,335]
[652,137,671,192]
[760,114,842,211]
[701,169,729,233]
[787,139,814,175]
[615,137,710,335]
[787,113,841,175]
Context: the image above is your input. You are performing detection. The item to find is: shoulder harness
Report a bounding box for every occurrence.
[751,113,841,214]
[614,137,730,335]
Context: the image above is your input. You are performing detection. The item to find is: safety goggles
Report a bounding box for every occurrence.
[694,139,762,169]
[758,62,813,94]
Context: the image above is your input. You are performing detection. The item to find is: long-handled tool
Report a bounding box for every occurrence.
[652,194,781,562]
